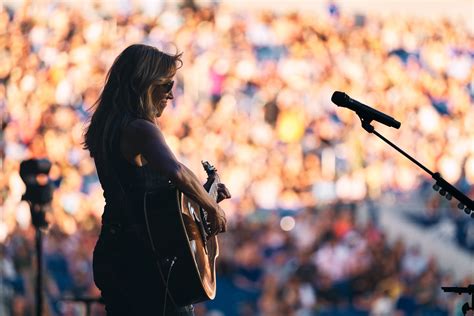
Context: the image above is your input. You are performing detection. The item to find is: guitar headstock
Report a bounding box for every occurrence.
[202,161,220,199]
[202,161,217,177]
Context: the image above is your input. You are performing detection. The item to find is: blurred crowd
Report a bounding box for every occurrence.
[0,0,473,315]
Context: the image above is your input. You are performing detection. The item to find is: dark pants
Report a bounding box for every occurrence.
[93,224,194,316]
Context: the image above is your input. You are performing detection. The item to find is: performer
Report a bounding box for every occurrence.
[83,44,230,315]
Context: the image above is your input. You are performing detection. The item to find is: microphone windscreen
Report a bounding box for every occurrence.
[331,91,347,106]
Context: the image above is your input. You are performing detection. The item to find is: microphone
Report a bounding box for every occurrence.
[331,91,401,129]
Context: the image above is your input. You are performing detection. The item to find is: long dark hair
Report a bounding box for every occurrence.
[83,44,182,159]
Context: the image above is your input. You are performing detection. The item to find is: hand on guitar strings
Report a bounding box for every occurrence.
[207,205,228,237]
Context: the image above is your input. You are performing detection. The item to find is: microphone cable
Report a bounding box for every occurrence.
[143,191,179,315]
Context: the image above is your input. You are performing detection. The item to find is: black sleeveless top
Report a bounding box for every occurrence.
[94,121,171,226]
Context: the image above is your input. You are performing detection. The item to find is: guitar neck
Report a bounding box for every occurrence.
[202,161,220,203]
[207,175,220,202]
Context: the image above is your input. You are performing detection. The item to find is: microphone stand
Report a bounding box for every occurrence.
[29,203,48,316]
[19,158,53,316]
[35,219,43,316]
[353,112,473,315]
[357,115,474,218]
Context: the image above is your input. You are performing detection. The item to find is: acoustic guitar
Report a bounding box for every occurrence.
[143,161,220,306]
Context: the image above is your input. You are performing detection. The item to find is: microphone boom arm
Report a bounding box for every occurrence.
[356,112,473,217]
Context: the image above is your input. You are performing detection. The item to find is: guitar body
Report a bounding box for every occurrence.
[143,162,219,306]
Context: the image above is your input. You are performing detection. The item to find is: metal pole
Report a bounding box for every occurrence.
[35,228,43,316]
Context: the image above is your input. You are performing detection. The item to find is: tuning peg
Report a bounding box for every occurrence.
[471,212,474,219]
[433,183,440,191]
[445,193,452,200]
[458,203,465,210]
[464,207,472,215]
[439,189,446,196]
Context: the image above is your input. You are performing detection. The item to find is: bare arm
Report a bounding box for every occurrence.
[123,119,226,232]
